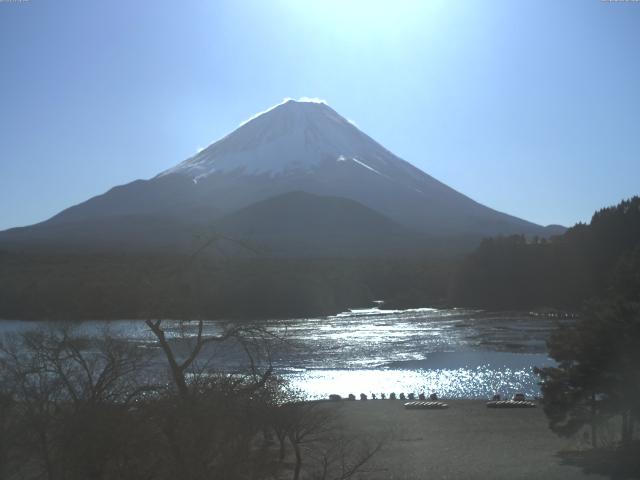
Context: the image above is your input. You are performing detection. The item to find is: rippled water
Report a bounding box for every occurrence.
[262,308,562,399]
[0,308,568,399]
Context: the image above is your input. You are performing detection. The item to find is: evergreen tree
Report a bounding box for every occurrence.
[536,301,640,446]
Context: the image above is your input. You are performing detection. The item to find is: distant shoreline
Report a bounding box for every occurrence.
[0,305,579,323]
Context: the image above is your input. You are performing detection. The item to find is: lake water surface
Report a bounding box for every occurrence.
[0,308,568,400]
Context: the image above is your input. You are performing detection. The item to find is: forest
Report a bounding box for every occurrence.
[451,196,640,310]
[0,252,452,320]
[0,197,638,321]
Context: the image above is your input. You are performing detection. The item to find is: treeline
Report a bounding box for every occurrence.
[0,252,453,320]
[531,198,640,471]
[450,197,640,310]
[2,197,638,320]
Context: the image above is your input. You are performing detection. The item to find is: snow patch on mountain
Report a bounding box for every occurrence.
[351,157,382,176]
[336,155,381,175]
[160,99,386,178]
[158,98,432,192]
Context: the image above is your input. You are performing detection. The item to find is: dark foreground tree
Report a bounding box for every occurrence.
[0,324,383,480]
[0,327,151,480]
[536,300,640,447]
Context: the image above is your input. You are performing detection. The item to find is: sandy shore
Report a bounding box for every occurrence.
[321,399,606,480]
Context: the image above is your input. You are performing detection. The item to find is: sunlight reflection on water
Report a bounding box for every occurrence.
[284,364,551,400]
[0,307,565,399]
[268,308,559,399]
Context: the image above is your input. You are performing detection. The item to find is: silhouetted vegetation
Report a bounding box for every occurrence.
[0,253,452,321]
[533,199,640,476]
[536,301,640,445]
[1,197,639,320]
[451,197,640,310]
[0,324,383,480]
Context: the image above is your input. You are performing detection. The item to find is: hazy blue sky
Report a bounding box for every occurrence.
[1,0,638,230]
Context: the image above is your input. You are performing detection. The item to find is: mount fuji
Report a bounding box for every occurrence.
[0,99,563,256]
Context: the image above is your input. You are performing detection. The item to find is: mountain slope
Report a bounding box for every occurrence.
[214,191,424,257]
[155,99,552,237]
[0,99,564,255]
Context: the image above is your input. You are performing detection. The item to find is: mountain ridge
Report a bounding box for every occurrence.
[0,99,565,255]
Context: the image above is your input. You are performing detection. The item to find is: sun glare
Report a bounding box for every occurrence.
[282,0,445,41]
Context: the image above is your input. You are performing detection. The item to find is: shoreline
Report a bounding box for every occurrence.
[320,399,604,479]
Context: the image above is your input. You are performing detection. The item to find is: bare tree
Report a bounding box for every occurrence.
[310,431,384,480]
[144,318,273,399]
[0,232,384,480]
[276,401,384,480]
[0,327,153,480]
[0,391,17,480]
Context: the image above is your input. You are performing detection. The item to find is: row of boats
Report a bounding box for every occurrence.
[328,392,537,408]
[329,392,439,401]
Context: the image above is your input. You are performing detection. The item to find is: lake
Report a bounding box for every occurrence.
[0,307,569,400]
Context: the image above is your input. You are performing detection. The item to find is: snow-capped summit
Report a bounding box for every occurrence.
[159,99,418,182]
[0,99,565,255]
